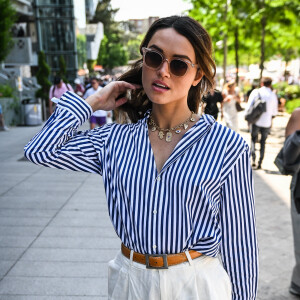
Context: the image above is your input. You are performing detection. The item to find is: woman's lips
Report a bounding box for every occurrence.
[152,81,170,92]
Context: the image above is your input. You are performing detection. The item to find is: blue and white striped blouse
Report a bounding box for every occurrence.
[24,91,258,299]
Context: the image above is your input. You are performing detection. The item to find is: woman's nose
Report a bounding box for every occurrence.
[157,59,171,78]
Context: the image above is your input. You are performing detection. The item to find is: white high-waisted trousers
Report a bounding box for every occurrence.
[108,250,232,300]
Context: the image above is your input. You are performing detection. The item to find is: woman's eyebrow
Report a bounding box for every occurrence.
[148,44,193,62]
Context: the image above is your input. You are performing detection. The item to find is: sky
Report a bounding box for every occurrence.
[109,0,192,21]
[111,0,191,21]
[74,0,193,28]
[74,0,87,28]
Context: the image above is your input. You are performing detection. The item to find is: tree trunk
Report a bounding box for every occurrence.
[234,26,239,85]
[284,60,288,81]
[259,0,266,80]
[223,36,227,85]
[223,1,228,86]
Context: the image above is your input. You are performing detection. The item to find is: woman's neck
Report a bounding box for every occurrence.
[151,103,193,129]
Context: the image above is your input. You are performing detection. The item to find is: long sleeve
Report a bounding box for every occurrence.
[220,147,258,299]
[271,93,278,117]
[24,91,111,175]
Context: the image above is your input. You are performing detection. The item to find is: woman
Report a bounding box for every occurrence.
[221,80,241,132]
[25,16,258,299]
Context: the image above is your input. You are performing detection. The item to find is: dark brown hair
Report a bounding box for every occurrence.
[261,77,272,87]
[116,15,216,123]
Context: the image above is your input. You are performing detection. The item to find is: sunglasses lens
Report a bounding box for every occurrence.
[143,49,189,77]
[170,59,188,76]
[145,51,162,69]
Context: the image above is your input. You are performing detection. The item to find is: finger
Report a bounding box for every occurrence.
[115,97,128,108]
[117,81,142,91]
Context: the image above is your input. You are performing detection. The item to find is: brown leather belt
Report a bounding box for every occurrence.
[121,244,202,269]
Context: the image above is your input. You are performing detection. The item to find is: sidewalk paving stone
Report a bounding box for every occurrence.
[7,261,108,278]
[0,277,107,297]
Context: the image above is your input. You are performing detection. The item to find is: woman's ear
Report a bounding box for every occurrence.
[192,69,203,87]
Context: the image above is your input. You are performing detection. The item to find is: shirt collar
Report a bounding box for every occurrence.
[140,112,215,175]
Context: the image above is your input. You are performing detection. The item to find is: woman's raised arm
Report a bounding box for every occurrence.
[24,82,139,175]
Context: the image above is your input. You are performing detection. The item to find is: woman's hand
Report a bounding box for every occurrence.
[85,81,140,112]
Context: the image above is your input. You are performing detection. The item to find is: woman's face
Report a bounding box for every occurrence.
[142,28,202,108]
[228,83,235,92]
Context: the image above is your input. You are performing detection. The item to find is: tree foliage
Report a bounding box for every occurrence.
[97,34,128,69]
[188,0,300,80]
[76,34,87,69]
[36,51,52,102]
[58,55,68,83]
[0,0,16,62]
[92,0,128,70]
[127,35,144,60]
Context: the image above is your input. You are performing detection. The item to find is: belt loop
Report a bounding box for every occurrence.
[185,251,194,266]
[129,249,134,267]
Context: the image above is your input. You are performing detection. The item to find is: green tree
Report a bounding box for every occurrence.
[36,51,52,104]
[253,0,300,78]
[97,34,128,70]
[58,55,68,82]
[92,0,128,70]
[126,34,144,60]
[189,0,229,82]
[76,34,87,69]
[247,0,297,78]
[92,0,121,41]
[87,59,96,73]
[0,0,16,62]
[97,35,108,66]
[188,0,300,81]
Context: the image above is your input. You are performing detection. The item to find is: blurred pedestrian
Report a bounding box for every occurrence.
[203,84,223,120]
[0,103,9,131]
[246,77,278,169]
[84,76,91,90]
[74,78,85,97]
[275,107,300,297]
[25,15,258,299]
[49,76,73,114]
[83,77,108,129]
[245,80,259,102]
[221,80,241,131]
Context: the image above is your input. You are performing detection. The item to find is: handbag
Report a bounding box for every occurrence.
[235,102,243,112]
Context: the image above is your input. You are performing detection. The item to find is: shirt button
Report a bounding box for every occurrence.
[156,176,161,181]
[153,210,157,214]
[153,245,157,249]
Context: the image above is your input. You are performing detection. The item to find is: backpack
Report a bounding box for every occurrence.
[245,92,266,124]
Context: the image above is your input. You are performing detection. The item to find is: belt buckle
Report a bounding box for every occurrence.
[145,254,168,269]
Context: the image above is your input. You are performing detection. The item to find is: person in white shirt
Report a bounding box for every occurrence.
[83,78,107,129]
[221,80,241,132]
[246,77,278,169]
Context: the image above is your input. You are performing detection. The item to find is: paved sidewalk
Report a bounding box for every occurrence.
[0,113,298,299]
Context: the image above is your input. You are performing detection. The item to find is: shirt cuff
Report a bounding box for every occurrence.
[57,91,93,124]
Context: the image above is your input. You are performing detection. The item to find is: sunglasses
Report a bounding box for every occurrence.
[142,47,199,77]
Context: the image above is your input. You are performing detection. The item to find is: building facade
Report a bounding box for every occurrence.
[34,0,78,81]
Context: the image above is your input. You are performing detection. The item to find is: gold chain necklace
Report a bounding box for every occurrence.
[148,111,195,142]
